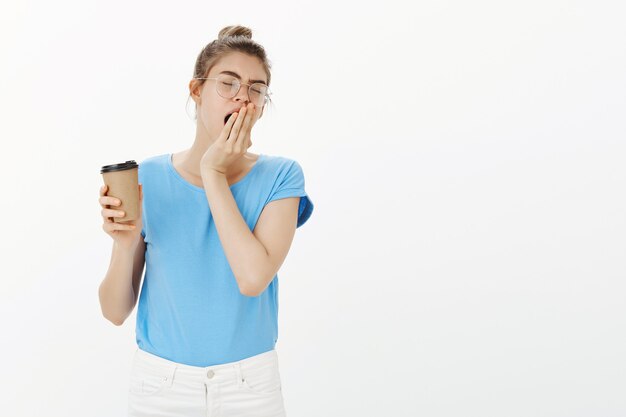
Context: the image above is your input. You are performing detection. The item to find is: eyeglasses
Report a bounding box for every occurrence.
[194,74,272,107]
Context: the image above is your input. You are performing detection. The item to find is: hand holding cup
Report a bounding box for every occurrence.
[99,183,143,249]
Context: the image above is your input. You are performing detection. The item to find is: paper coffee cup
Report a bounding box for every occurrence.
[100,160,139,223]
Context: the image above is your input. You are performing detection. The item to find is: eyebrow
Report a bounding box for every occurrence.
[218,70,267,85]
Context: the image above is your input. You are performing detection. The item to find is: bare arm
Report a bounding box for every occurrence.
[201,170,269,296]
[201,170,299,297]
[98,239,146,325]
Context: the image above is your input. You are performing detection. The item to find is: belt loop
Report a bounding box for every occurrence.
[235,362,243,387]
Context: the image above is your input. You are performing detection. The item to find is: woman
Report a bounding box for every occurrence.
[97,25,314,417]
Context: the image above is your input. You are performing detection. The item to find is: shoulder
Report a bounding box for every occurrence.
[261,154,313,228]
[261,154,308,192]
[137,154,169,180]
[260,153,304,174]
[138,153,168,168]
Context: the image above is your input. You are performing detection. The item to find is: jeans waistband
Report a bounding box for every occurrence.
[133,347,279,383]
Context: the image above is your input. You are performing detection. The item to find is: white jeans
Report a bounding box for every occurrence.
[128,347,287,417]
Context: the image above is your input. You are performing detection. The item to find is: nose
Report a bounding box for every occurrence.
[233,84,251,104]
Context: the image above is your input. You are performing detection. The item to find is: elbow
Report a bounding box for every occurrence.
[99,294,125,326]
[102,313,125,326]
[238,276,262,297]
[237,255,274,297]
[98,285,129,326]
[102,308,126,326]
[111,317,125,326]
[239,283,261,297]
[238,274,273,297]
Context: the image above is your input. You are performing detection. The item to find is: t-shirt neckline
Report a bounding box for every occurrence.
[167,153,265,192]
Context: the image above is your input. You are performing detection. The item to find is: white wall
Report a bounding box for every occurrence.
[1,0,624,416]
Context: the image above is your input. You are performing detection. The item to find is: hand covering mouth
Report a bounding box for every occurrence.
[224,108,242,125]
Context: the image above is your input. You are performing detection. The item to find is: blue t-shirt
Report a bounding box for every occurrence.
[135,153,314,367]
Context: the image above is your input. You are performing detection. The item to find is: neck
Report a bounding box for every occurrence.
[182,139,211,177]
[178,136,248,179]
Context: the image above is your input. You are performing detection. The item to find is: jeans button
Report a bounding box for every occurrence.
[207,370,215,378]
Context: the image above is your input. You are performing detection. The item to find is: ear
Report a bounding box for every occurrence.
[189,79,202,104]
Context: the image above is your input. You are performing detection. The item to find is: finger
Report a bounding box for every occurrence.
[102,207,126,219]
[100,184,122,208]
[250,104,260,126]
[249,104,258,131]
[103,222,136,232]
[244,104,255,134]
[236,105,254,147]
[100,196,121,207]
[247,104,257,149]
[228,106,247,142]
[222,111,239,141]
[227,109,243,142]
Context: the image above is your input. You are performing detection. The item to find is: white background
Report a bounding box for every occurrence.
[1,1,625,416]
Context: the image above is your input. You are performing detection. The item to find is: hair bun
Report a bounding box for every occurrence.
[218,25,253,40]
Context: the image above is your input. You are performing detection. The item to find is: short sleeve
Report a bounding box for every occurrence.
[266,160,314,228]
